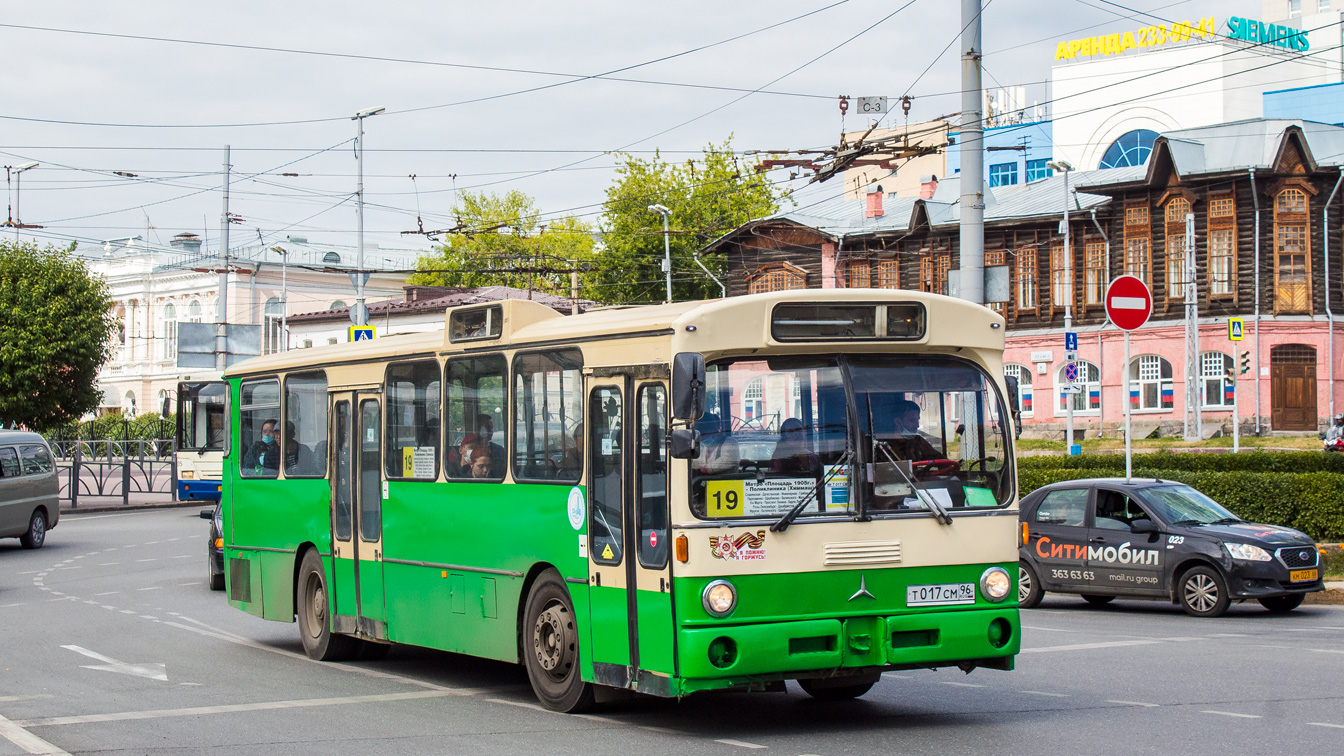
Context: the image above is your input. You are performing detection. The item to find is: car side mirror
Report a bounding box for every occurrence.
[1130,518,1157,534]
[671,352,706,421]
[199,509,213,520]
[670,429,701,459]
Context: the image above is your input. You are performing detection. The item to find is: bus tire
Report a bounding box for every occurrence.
[296,550,358,661]
[798,677,875,700]
[523,570,594,713]
[1018,561,1043,608]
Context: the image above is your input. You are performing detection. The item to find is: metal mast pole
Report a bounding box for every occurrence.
[355,116,367,326]
[217,145,231,371]
[1063,168,1073,449]
[958,0,985,305]
[1183,211,1201,441]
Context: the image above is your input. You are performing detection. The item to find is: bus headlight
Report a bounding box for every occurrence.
[980,567,1011,602]
[702,580,737,617]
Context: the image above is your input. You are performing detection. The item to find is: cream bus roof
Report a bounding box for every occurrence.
[224,290,1003,377]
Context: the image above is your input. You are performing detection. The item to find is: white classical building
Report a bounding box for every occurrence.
[91,233,425,416]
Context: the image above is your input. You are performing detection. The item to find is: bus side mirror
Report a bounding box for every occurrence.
[670,429,701,459]
[1003,375,1020,416]
[672,352,706,421]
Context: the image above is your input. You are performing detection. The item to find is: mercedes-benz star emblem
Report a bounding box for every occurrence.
[849,574,875,601]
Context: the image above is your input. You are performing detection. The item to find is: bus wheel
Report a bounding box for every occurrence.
[296,550,358,661]
[798,677,876,700]
[523,570,594,713]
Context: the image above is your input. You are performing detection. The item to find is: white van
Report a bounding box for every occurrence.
[0,431,59,548]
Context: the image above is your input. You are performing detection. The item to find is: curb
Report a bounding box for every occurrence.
[60,500,213,515]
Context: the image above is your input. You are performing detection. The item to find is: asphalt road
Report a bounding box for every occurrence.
[2,508,1342,755]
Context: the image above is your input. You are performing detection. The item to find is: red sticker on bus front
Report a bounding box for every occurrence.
[650,531,658,547]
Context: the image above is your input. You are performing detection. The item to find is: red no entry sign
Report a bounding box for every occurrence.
[1105,275,1152,331]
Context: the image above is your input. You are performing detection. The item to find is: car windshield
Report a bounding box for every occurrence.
[689,354,1011,521]
[1140,484,1239,525]
[179,381,227,451]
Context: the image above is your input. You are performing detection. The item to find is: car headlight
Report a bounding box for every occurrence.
[702,580,737,617]
[980,566,1012,602]
[1224,542,1272,561]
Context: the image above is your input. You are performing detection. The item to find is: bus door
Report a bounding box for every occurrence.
[586,376,676,691]
[330,391,388,639]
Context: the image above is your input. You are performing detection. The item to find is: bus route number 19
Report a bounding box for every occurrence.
[706,480,745,517]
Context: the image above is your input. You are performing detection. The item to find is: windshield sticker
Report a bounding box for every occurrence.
[706,478,816,517]
[601,543,614,560]
[566,487,585,530]
[402,447,436,478]
[710,530,767,561]
[824,465,850,512]
[1035,536,1160,565]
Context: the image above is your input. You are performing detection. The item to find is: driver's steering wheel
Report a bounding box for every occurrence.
[911,458,961,477]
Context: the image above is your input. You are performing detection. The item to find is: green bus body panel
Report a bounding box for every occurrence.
[588,584,631,667]
[333,554,358,619]
[636,588,675,674]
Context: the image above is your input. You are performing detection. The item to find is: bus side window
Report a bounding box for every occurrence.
[284,371,328,477]
[239,378,281,478]
[589,386,622,565]
[385,361,442,481]
[446,355,507,481]
[513,349,582,483]
[637,385,668,569]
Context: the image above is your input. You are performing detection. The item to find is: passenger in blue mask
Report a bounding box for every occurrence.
[243,418,281,475]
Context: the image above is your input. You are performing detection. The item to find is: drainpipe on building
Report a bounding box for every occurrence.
[1324,170,1343,423]
[1090,207,1109,437]
[1249,167,1262,434]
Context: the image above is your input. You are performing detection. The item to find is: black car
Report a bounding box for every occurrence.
[200,504,224,591]
[1018,478,1323,617]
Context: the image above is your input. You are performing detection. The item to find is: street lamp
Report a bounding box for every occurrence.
[270,246,288,352]
[352,106,385,326]
[1047,160,1075,449]
[648,204,672,302]
[6,162,38,240]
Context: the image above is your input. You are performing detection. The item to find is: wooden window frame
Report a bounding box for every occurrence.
[1049,243,1073,310]
[876,259,900,289]
[1123,201,1152,288]
[846,259,871,289]
[1163,197,1191,303]
[984,250,1007,315]
[1083,240,1106,309]
[1272,186,1312,315]
[747,262,808,294]
[1207,192,1237,302]
[1015,248,1039,314]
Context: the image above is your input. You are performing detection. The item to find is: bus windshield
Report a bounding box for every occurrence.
[690,355,1011,521]
[178,381,227,451]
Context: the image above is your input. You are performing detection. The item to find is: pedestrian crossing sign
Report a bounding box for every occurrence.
[349,326,376,342]
[1228,318,1244,342]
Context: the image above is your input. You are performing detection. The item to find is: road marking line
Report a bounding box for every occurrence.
[0,603,28,609]
[1209,633,1248,637]
[170,555,192,559]
[61,512,157,521]
[135,559,158,563]
[119,610,135,614]
[1308,722,1344,729]
[1202,711,1261,719]
[1021,625,1073,632]
[1020,690,1069,697]
[93,592,119,596]
[1021,640,1161,654]
[1310,649,1344,655]
[1249,644,1292,649]
[97,563,120,567]
[0,695,53,703]
[14,690,456,728]
[16,571,39,575]
[940,682,985,688]
[1108,700,1160,707]
[177,582,200,587]
[0,712,71,755]
[136,587,162,591]
[881,673,912,679]
[714,739,767,749]
[172,615,249,641]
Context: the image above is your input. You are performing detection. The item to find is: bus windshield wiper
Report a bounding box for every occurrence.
[874,441,952,525]
[771,449,852,533]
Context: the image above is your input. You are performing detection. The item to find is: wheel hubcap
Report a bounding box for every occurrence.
[1185,574,1217,612]
[1018,567,1031,602]
[533,602,573,680]
[305,573,325,638]
[31,516,44,542]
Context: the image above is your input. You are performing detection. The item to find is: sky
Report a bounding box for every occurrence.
[0,0,1262,259]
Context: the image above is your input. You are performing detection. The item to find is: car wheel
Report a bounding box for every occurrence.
[1258,594,1305,613]
[208,559,225,591]
[1018,561,1044,608]
[19,509,46,549]
[523,569,593,713]
[1178,566,1230,617]
[798,677,876,700]
[296,550,358,661]
[1081,594,1115,606]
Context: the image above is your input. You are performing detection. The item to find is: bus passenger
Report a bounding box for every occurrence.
[695,413,739,474]
[476,413,506,471]
[558,425,583,476]
[460,442,494,479]
[770,418,819,474]
[243,419,281,474]
[283,420,312,475]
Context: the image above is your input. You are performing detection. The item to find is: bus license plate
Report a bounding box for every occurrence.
[907,583,975,606]
[1290,569,1318,582]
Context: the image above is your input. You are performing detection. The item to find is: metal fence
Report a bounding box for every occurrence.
[47,416,177,507]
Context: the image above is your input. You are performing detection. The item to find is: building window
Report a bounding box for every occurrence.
[1290,0,1303,17]
[846,259,871,288]
[1099,129,1159,169]
[323,252,342,264]
[1208,194,1236,298]
[1026,159,1052,182]
[1200,352,1235,408]
[1050,244,1072,308]
[876,260,899,289]
[263,297,284,354]
[989,162,1018,187]
[1164,197,1191,302]
[161,302,177,361]
[748,264,807,294]
[1004,363,1033,417]
[330,300,347,310]
[1084,241,1106,305]
[187,300,203,322]
[742,377,763,424]
[1274,187,1311,314]
[919,253,951,295]
[985,250,1007,315]
[1124,203,1151,287]
[1321,0,1331,13]
[1016,249,1038,311]
[1056,360,1100,413]
[1128,355,1174,411]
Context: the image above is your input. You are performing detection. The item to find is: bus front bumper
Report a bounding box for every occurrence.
[177,480,222,501]
[677,607,1018,690]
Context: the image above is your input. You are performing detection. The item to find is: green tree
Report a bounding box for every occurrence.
[0,241,116,430]
[410,190,597,297]
[592,137,783,304]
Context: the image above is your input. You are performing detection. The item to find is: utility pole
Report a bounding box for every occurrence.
[958,0,985,305]
[1183,211,1202,441]
[352,106,385,327]
[217,146,231,371]
[649,204,673,302]
[570,269,580,315]
[1049,161,1075,448]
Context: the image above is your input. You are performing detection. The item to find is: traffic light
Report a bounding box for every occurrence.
[1239,350,1251,375]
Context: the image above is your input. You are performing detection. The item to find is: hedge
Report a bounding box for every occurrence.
[1017,466,1344,543]
[1020,450,1344,474]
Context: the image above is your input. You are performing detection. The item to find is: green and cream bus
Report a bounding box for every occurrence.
[220,290,1020,711]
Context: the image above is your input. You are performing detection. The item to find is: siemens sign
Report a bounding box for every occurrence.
[1228,16,1309,51]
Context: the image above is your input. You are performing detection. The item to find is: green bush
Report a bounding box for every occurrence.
[1017,465,1344,542]
[1020,450,1344,474]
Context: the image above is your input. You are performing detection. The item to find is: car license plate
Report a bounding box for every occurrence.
[1290,569,1318,582]
[907,583,975,606]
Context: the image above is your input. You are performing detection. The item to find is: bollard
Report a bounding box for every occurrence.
[71,443,81,509]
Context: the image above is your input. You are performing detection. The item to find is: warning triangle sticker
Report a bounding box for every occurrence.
[601,544,614,560]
